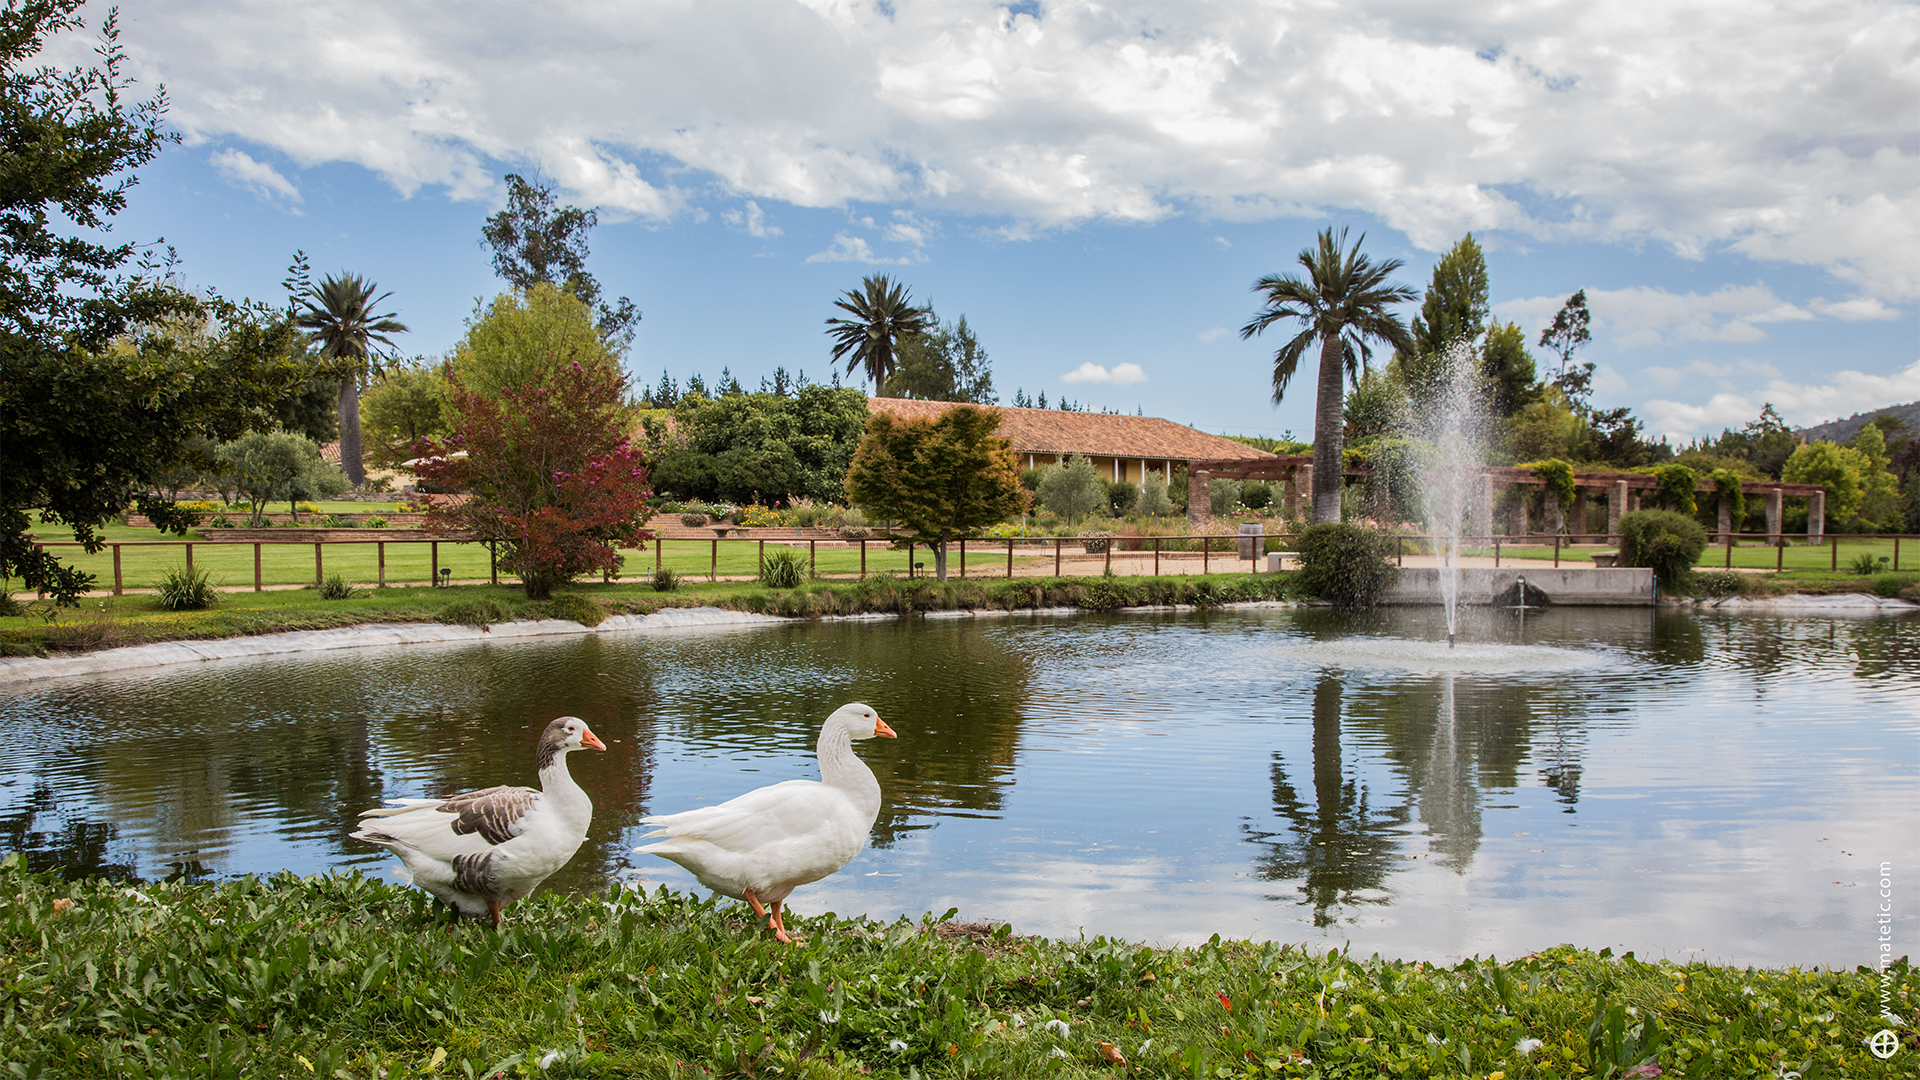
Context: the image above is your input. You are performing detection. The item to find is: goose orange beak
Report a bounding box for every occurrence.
[873,717,897,739]
[582,729,607,751]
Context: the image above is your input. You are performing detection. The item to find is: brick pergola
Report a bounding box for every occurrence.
[1187,457,1832,543]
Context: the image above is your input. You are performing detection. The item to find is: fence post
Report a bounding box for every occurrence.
[432,541,440,585]
[1054,538,1061,577]
[758,539,765,579]
[185,542,194,575]
[908,540,915,578]
[255,543,264,591]
[1396,535,1403,568]
[376,542,384,589]
[1104,539,1112,576]
[959,538,966,579]
[1896,535,1902,572]
[1725,532,1733,569]
[1831,537,1838,572]
[810,539,817,579]
[1553,535,1561,568]
[860,539,866,579]
[1154,537,1160,576]
[314,542,323,586]
[491,543,499,585]
[1007,539,1013,579]
[1776,537,1785,572]
[655,539,662,574]
[1203,535,1209,575]
[113,544,123,595]
[1493,538,1501,568]
[710,538,717,582]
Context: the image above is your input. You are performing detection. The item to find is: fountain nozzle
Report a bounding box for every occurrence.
[1448,631,1455,648]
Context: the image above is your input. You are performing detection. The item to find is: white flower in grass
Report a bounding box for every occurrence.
[819,1010,840,1024]
[1045,1019,1071,1037]
[1049,1047,1069,1059]
[888,1040,908,1053]
[1138,1039,1153,1055]
[1011,1013,1026,1028]
[537,1049,565,1069]
[1516,1037,1544,1055]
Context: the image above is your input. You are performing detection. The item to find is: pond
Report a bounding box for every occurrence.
[2,605,1915,967]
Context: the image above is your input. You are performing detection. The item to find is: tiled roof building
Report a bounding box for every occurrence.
[865,397,1272,485]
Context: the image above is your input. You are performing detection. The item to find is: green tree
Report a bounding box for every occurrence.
[1847,423,1902,529]
[1137,476,1174,517]
[0,3,320,603]
[886,314,996,403]
[1036,453,1106,525]
[1240,228,1417,523]
[1407,233,1490,362]
[643,386,871,505]
[295,271,407,488]
[1480,321,1539,418]
[1538,289,1594,408]
[358,360,451,467]
[449,284,619,404]
[480,173,638,351]
[845,404,1026,581]
[1782,441,1867,526]
[825,274,934,392]
[219,431,348,525]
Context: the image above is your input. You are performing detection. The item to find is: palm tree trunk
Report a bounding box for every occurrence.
[1311,334,1347,523]
[337,380,366,489]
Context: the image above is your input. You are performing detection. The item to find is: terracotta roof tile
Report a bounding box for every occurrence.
[865,398,1273,462]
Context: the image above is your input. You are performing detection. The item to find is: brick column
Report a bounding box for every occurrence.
[1766,487,1783,539]
[1717,493,1733,542]
[1188,469,1212,528]
[1514,489,1530,538]
[1808,489,1826,545]
[1572,491,1589,540]
[1609,480,1629,538]
[1478,474,1497,540]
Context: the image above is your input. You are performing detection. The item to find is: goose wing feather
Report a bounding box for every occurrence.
[639,780,845,851]
[352,785,543,853]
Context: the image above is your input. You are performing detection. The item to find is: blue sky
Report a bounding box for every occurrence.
[82,1,1920,444]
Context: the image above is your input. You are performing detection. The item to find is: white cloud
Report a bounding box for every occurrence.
[1640,356,1920,441]
[1197,327,1231,343]
[209,148,301,204]
[1062,361,1147,385]
[804,232,916,264]
[1499,284,1820,350]
[722,200,783,238]
[124,2,1920,298]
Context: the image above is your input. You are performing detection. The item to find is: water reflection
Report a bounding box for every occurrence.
[0,606,1914,964]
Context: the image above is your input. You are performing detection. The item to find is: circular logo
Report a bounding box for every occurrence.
[1868,1029,1900,1059]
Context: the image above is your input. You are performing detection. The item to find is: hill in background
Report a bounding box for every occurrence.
[1796,401,1920,443]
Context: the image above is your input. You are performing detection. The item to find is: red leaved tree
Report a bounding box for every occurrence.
[416,360,652,599]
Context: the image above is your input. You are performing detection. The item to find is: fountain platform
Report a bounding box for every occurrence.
[1382,567,1655,606]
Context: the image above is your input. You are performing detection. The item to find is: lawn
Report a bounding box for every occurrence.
[0,860,1908,1078]
[1458,536,1913,573]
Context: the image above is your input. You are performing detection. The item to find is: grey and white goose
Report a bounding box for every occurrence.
[353,715,605,926]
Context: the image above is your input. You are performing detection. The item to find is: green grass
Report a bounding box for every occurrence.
[24,523,939,590]
[0,575,1296,657]
[0,858,1907,1078]
[1460,537,1913,573]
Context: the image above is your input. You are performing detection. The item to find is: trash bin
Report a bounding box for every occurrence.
[1237,522,1264,561]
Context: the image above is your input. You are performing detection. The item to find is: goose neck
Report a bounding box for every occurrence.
[537,750,591,816]
[816,725,880,803]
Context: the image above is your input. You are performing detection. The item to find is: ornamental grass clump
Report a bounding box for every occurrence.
[1617,509,1707,592]
[315,574,368,600]
[543,592,606,626]
[153,566,218,611]
[436,597,513,628]
[1294,523,1399,607]
[760,548,807,589]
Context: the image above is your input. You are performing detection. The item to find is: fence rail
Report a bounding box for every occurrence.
[25,528,1914,595]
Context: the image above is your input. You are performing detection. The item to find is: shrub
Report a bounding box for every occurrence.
[315,574,368,600]
[154,566,218,611]
[1209,478,1244,515]
[760,547,807,588]
[1868,571,1918,598]
[680,512,709,528]
[650,567,681,592]
[1137,480,1173,517]
[1617,509,1708,591]
[1848,552,1885,576]
[1689,569,1778,598]
[841,507,869,530]
[437,598,513,628]
[1080,530,1116,554]
[320,514,357,528]
[838,524,871,539]
[1902,582,1920,603]
[1105,480,1138,515]
[1649,464,1698,515]
[206,515,235,528]
[1241,481,1272,510]
[544,592,606,626]
[1294,523,1400,607]
[0,590,21,617]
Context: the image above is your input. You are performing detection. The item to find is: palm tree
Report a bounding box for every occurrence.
[1240,228,1416,523]
[824,274,933,393]
[297,273,407,488]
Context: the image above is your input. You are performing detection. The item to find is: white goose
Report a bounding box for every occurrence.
[636,702,895,943]
[353,715,605,926]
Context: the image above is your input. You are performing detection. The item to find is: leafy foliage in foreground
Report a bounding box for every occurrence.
[0,859,1908,1078]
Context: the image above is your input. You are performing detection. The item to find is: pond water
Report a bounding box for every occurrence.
[2,605,1915,967]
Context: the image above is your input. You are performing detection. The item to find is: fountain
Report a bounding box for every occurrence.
[1409,343,1492,647]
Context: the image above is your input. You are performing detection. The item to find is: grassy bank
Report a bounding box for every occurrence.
[0,859,1908,1078]
[0,575,1295,658]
